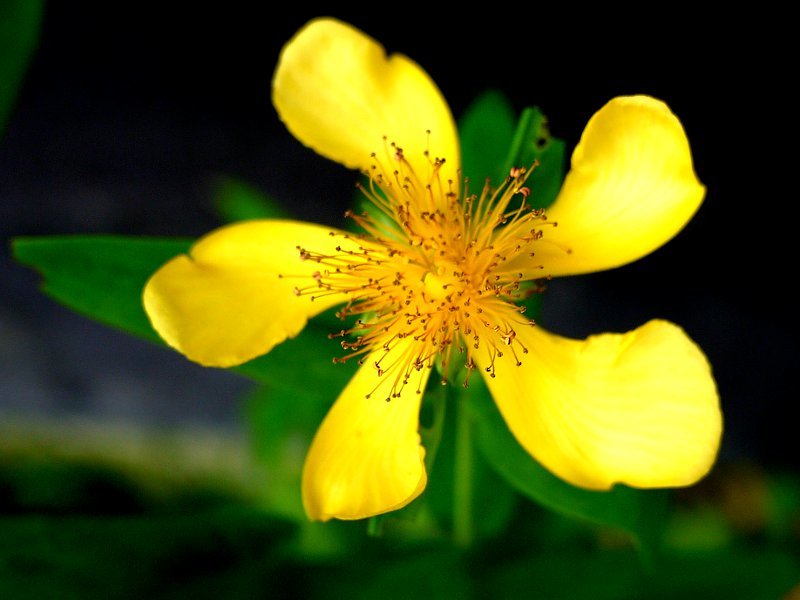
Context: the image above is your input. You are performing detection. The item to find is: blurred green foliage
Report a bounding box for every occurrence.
[1,450,798,598]
[212,176,290,222]
[0,0,44,136]
[2,506,295,598]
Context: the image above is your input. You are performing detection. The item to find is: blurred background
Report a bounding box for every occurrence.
[1,4,797,598]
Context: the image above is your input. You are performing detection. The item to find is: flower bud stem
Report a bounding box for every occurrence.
[453,388,474,548]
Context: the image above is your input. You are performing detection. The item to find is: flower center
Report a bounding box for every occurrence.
[421,262,462,301]
[290,137,553,399]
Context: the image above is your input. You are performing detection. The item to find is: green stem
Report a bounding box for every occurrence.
[453,391,474,548]
[423,383,447,472]
[502,107,535,174]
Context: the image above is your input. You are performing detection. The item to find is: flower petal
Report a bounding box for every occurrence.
[143,219,354,367]
[302,340,431,521]
[532,96,705,277]
[479,320,721,490]
[272,18,460,187]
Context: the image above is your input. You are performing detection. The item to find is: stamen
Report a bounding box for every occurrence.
[282,134,548,390]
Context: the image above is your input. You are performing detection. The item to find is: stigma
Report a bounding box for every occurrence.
[290,136,553,400]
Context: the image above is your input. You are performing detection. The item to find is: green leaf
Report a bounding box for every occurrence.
[424,383,517,541]
[459,92,566,210]
[467,375,669,559]
[237,311,356,385]
[502,106,566,209]
[245,383,369,558]
[0,0,44,136]
[245,385,318,518]
[12,236,192,343]
[12,234,357,387]
[212,175,289,222]
[243,370,353,519]
[458,90,517,186]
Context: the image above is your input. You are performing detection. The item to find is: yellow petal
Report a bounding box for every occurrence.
[143,219,354,367]
[273,18,460,188]
[480,320,722,489]
[302,339,431,521]
[533,96,705,277]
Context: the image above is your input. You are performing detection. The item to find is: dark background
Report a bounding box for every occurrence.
[1,7,793,469]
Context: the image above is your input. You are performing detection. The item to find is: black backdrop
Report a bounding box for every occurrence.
[1,7,793,468]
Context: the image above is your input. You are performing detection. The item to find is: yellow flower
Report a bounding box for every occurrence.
[143,18,722,521]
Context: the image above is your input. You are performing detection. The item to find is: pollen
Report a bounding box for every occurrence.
[291,135,553,399]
